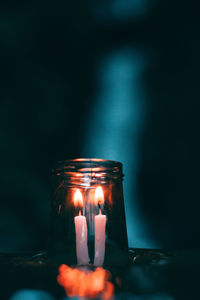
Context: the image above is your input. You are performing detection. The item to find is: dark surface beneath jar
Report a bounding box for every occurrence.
[0,248,199,300]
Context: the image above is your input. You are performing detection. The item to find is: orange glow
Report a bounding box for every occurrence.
[94,173,104,177]
[57,264,114,300]
[74,189,83,207]
[95,186,104,205]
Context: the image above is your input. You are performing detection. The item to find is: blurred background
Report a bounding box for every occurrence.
[0,0,200,252]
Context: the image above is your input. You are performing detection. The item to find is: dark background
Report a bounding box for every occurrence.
[0,0,200,252]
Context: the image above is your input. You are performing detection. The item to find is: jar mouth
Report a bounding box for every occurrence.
[52,158,123,185]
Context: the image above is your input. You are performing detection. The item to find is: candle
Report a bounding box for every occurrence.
[94,186,106,266]
[74,189,90,265]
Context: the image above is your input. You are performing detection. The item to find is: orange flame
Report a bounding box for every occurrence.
[94,186,104,205]
[74,189,83,207]
[57,265,114,300]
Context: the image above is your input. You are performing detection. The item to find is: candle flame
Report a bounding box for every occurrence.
[95,186,104,205]
[57,264,114,300]
[74,189,83,207]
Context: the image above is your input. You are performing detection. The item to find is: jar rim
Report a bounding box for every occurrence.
[52,158,123,180]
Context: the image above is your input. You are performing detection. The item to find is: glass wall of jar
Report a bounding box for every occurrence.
[48,159,128,267]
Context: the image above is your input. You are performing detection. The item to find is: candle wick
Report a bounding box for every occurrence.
[79,209,81,216]
[99,207,102,215]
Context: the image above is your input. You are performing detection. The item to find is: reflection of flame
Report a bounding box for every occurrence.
[57,265,114,300]
[74,189,83,207]
[95,186,104,205]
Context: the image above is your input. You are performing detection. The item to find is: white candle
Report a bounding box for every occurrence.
[94,208,106,266]
[74,189,90,265]
[94,186,106,267]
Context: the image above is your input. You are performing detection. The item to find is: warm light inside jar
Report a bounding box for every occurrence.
[49,159,128,267]
[73,189,89,265]
[94,186,104,205]
[73,189,83,216]
[94,186,106,266]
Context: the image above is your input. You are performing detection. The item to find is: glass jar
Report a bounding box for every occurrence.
[48,158,128,267]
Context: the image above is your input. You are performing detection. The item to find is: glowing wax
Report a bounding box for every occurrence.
[74,214,90,265]
[94,210,106,266]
